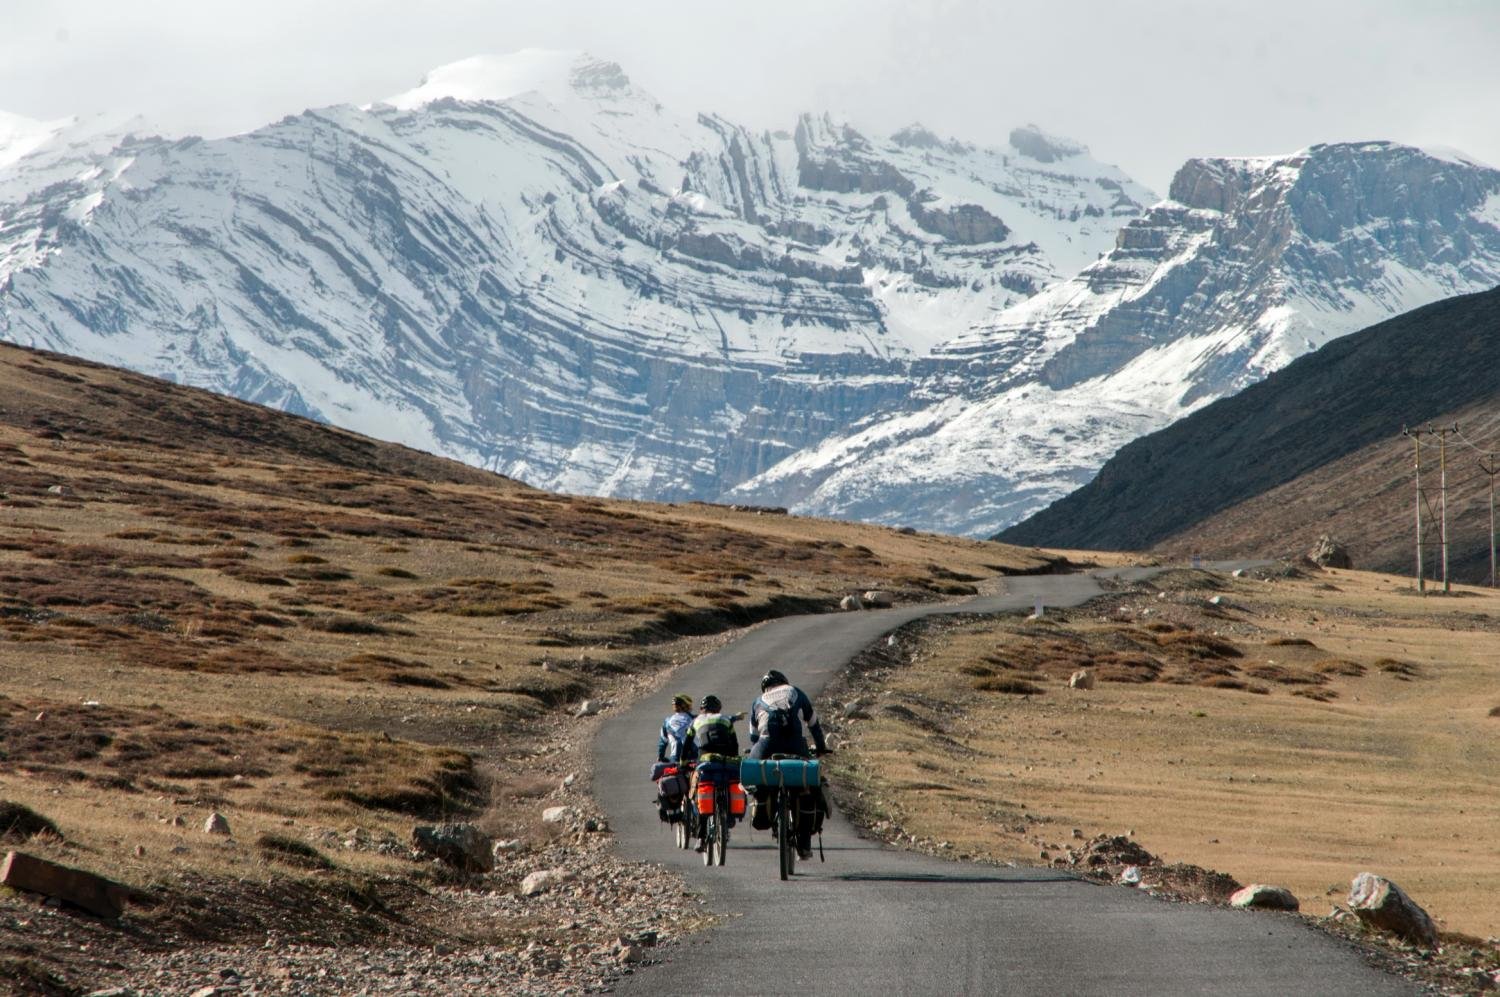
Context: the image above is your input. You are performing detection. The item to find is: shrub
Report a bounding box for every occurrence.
[0,801,61,841]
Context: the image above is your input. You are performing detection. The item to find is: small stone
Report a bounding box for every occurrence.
[1068,668,1096,690]
[616,944,642,965]
[575,700,602,718]
[132,845,145,858]
[519,868,571,897]
[1230,884,1300,911]
[47,484,74,497]
[203,812,231,836]
[861,590,894,608]
[541,806,572,825]
[839,594,864,612]
[170,815,186,827]
[563,773,577,788]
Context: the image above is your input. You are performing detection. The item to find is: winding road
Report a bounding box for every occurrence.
[593,570,1411,995]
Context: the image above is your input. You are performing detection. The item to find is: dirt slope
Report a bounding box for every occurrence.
[0,341,1044,993]
[999,286,1500,580]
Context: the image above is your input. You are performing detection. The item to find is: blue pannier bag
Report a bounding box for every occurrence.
[696,759,739,786]
[739,758,820,789]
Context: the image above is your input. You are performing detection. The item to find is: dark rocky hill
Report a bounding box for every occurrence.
[998,285,1500,579]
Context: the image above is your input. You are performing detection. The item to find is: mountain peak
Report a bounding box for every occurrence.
[1008,124,1087,163]
[384,50,632,110]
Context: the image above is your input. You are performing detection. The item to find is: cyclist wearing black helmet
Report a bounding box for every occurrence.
[747,670,828,859]
[747,670,826,761]
[688,694,740,758]
[687,694,741,852]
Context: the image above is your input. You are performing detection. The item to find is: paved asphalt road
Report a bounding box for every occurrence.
[592,570,1411,995]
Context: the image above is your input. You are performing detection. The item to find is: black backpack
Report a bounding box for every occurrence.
[696,717,737,755]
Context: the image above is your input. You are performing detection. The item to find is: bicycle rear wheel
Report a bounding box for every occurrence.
[715,787,729,867]
[786,791,798,875]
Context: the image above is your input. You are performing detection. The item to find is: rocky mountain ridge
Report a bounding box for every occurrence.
[3,52,1499,535]
[997,286,1500,582]
[728,142,1500,534]
[0,51,1148,512]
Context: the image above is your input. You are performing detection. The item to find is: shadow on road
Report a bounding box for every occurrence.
[833,872,1077,885]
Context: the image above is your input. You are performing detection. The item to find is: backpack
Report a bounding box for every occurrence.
[763,706,794,739]
[695,715,737,756]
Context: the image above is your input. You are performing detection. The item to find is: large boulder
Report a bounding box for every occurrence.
[1230,883,1300,911]
[861,590,894,608]
[1307,535,1352,569]
[839,594,864,611]
[411,823,494,874]
[1348,872,1437,947]
[1068,669,1096,690]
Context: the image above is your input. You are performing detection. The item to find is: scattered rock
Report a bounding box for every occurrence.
[839,594,864,612]
[1080,834,1156,869]
[1348,872,1437,947]
[1230,883,1300,911]
[541,806,573,826]
[582,817,609,833]
[492,839,522,860]
[842,698,872,720]
[410,823,494,874]
[1068,668,1096,690]
[1308,535,1352,569]
[862,590,894,608]
[202,812,231,836]
[575,700,603,717]
[519,868,572,897]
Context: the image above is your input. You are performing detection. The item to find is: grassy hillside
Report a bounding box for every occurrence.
[0,342,1044,992]
[998,286,1500,579]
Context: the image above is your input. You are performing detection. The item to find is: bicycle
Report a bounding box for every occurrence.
[740,753,826,881]
[694,757,742,866]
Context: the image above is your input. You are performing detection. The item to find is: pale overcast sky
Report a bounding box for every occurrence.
[1,0,1496,193]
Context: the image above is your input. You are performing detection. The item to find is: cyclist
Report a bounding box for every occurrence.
[747,670,828,859]
[747,669,827,760]
[656,693,697,765]
[688,695,740,852]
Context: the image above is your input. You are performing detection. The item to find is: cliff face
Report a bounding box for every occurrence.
[5,56,1499,538]
[0,53,1148,507]
[730,143,1500,535]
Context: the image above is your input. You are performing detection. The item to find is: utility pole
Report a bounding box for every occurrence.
[1404,424,1459,594]
[1403,426,1425,593]
[1481,457,1498,588]
[1440,425,1450,594]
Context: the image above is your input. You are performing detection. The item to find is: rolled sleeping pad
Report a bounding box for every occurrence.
[739,757,820,789]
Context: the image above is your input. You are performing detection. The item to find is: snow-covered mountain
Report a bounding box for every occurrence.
[728,141,1500,535]
[4,52,1497,537]
[0,50,1149,504]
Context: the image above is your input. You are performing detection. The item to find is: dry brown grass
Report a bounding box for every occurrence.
[831,567,1500,940]
[0,340,1049,970]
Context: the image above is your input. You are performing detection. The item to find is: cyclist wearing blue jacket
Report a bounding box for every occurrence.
[747,670,827,760]
[657,693,697,764]
[747,670,828,859]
